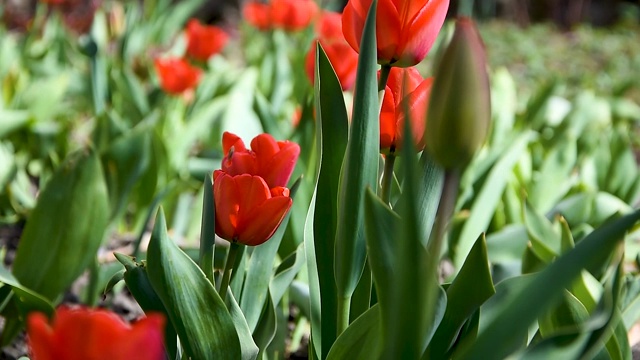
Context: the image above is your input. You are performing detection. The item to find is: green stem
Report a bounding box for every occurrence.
[378,64,392,92]
[85,257,100,306]
[337,295,352,336]
[428,169,460,266]
[380,151,396,204]
[219,242,240,301]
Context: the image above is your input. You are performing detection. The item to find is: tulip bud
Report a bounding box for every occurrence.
[425,18,491,169]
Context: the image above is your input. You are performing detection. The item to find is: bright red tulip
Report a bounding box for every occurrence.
[243,0,318,32]
[221,132,300,188]
[154,58,201,95]
[380,67,432,153]
[305,11,359,90]
[342,0,449,67]
[185,19,229,61]
[27,307,165,360]
[213,171,292,246]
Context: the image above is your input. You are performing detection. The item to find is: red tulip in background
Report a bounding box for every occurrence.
[380,67,432,153]
[305,11,359,90]
[243,0,318,32]
[185,19,229,61]
[342,0,449,67]
[213,171,292,246]
[221,132,300,189]
[27,307,165,360]
[154,58,202,95]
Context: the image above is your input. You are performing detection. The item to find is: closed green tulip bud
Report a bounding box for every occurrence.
[425,17,491,169]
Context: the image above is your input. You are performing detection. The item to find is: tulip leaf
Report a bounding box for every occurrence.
[199,172,216,284]
[0,110,30,139]
[0,265,54,321]
[427,234,495,358]
[12,149,109,301]
[523,201,560,262]
[310,42,350,357]
[454,209,640,359]
[240,178,301,332]
[146,208,241,360]
[453,131,533,269]
[326,304,382,360]
[101,128,151,220]
[225,290,260,360]
[115,253,178,359]
[528,135,577,212]
[334,0,379,301]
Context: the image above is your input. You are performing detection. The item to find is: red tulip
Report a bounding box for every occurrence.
[27,307,165,360]
[342,0,449,67]
[221,132,300,188]
[154,58,201,95]
[380,67,432,153]
[213,171,292,246]
[305,11,359,90]
[185,19,229,61]
[243,0,318,32]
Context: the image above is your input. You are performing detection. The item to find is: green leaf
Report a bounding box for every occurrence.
[146,208,241,360]
[12,149,109,301]
[114,253,178,359]
[454,209,640,359]
[310,42,350,357]
[101,129,151,220]
[0,265,54,317]
[453,132,533,269]
[334,0,379,299]
[199,173,216,284]
[326,305,382,360]
[240,179,301,332]
[528,135,577,212]
[0,110,30,139]
[523,201,560,262]
[427,235,495,358]
[225,291,260,360]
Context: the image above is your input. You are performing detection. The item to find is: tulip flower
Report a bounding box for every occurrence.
[27,307,165,360]
[213,171,292,246]
[305,11,359,90]
[380,67,432,153]
[221,132,300,189]
[243,0,318,32]
[154,58,202,95]
[425,18,490,169]
[185,19,229,62]
[342,0,449,67]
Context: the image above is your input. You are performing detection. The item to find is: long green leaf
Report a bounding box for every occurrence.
[12,149,109,301]
[334,0,379,299]
[311,42,349,358]
[146,208,241,360]
[454,209,640,359]
[326,305,382,360]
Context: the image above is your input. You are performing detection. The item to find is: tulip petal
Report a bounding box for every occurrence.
[376,0,402,63]
[27,312,58,360]
[241,196,292,246]
[341,0,366,54]
[214,172,241,241]
[222,131,248,154]
[400,0,449,66]
[117,314,166,360]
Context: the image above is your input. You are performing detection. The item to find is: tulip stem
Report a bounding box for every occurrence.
[378,64,392,92]
[428,169,460,268]
[337,295,351,336]
[219,242,240,301]
[380,151,396,204]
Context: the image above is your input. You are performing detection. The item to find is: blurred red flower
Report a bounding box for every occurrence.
[342,0,449,67]
[243,0,318,32]
[213,171,292,246]
[27,307,165,360]
[305,11,359,90]
[185,19,229,61]
[221,132,300,189]
[154,58,202,95]
[380,67,432,153]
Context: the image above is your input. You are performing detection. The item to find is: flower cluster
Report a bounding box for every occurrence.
[155,19,229,96]
[243,0,318,32]
[213,132,300,246]
[339,0,448,154]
